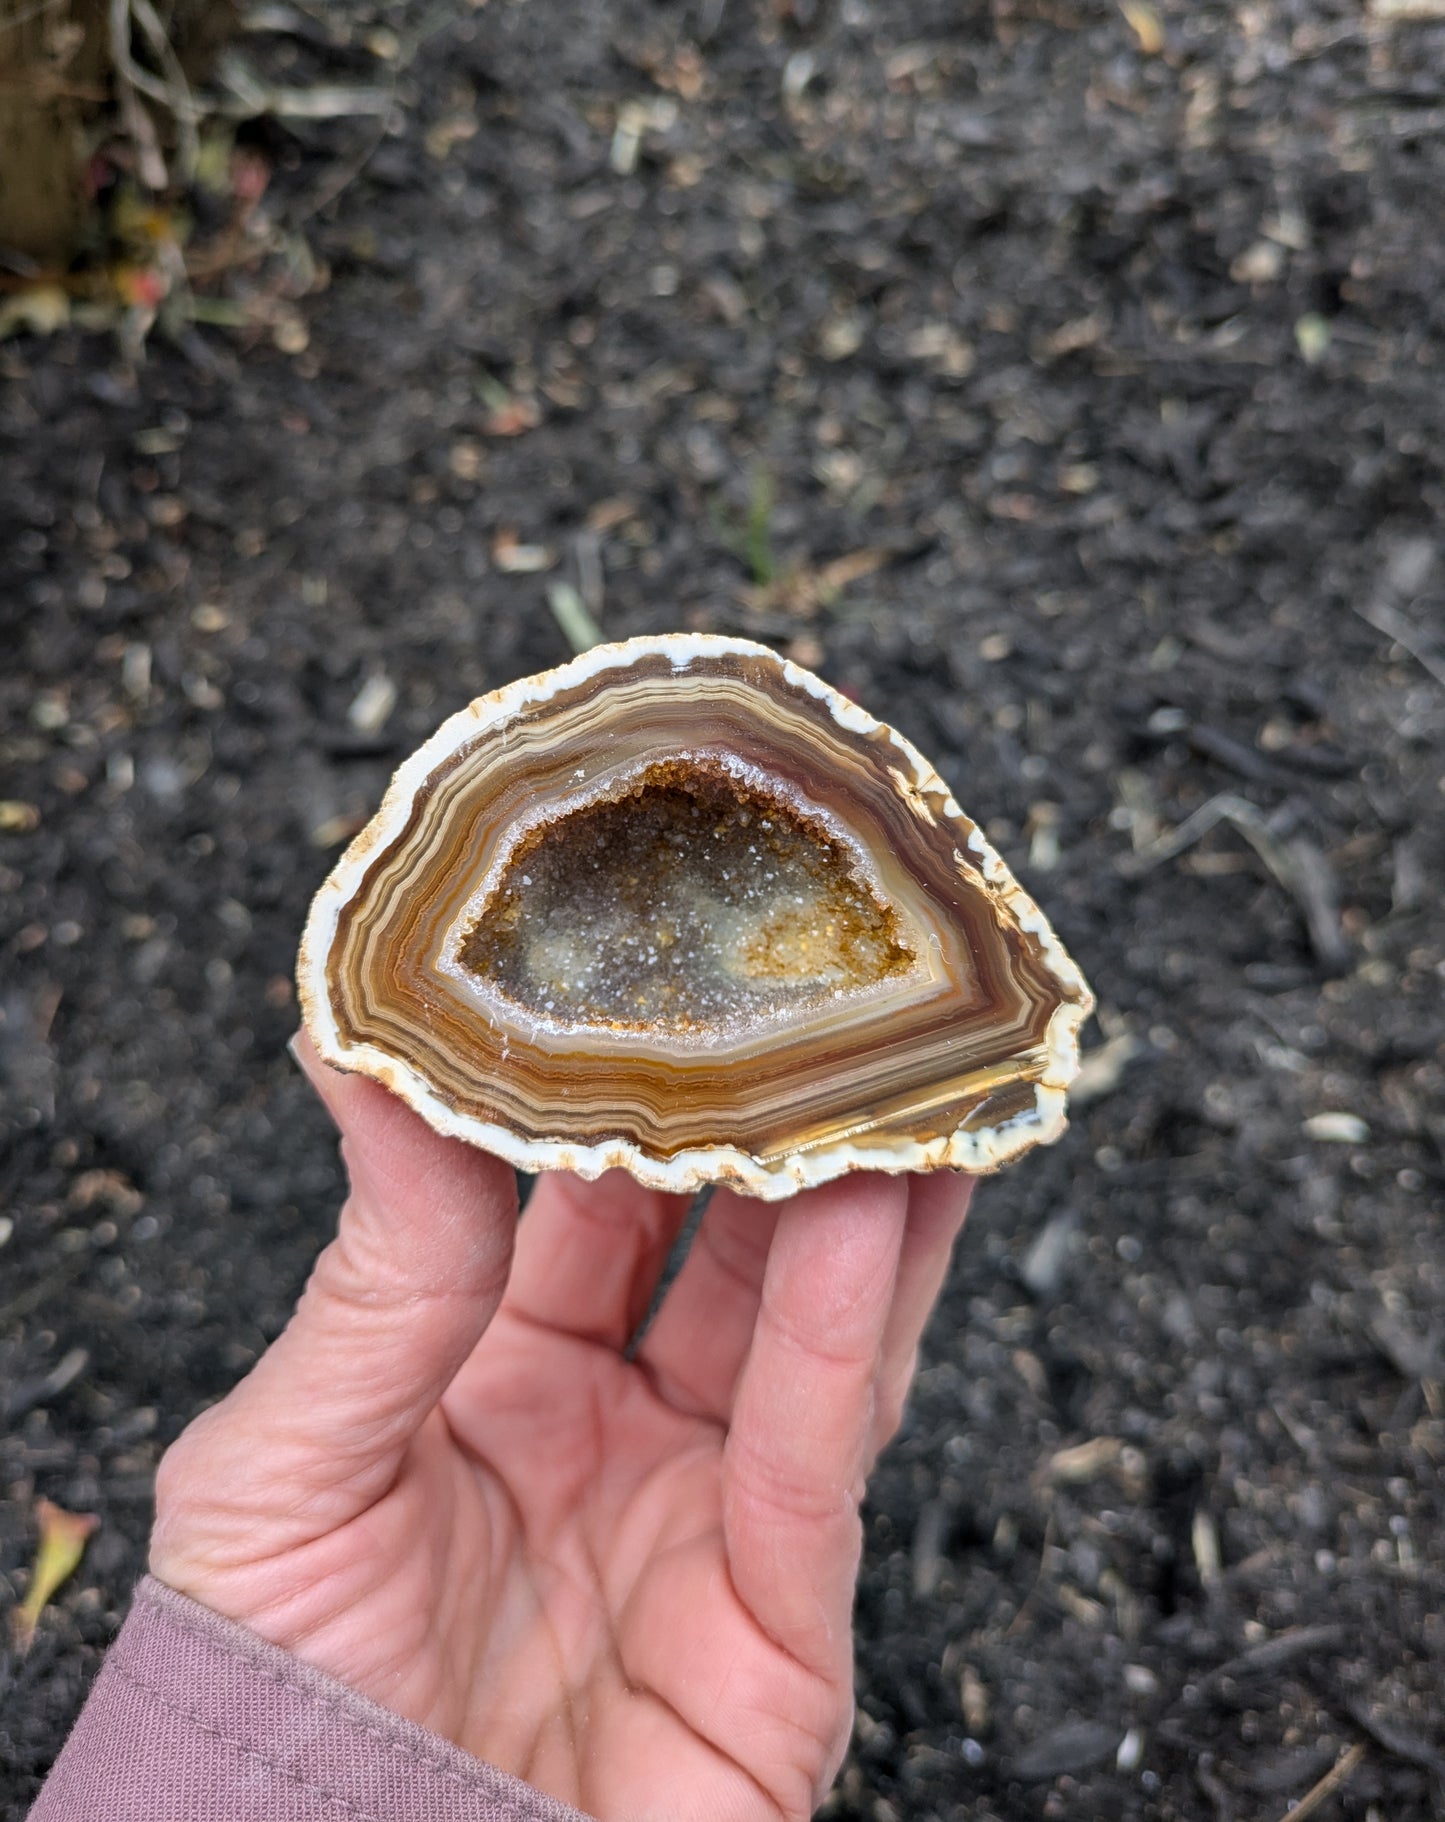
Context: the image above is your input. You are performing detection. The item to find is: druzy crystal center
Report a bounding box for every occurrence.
[457,759,916,1037]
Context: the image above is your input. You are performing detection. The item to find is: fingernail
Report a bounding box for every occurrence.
[288,1027,325,1080]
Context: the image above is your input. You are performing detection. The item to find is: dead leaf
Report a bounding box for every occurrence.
[1120,1,1165,53]
[483,395,541,437]
[904,322,975,377]
[585,496,640,533]
[1046,1437,1124,1484]
[819,548,890,589]
[68,1169,143,1216]
[1038,312,1110,359]
[13,1501,99,1652]
[310,812,368,849]
[425,113,479,160]
[742,548,890,618]
[0,286,70,338]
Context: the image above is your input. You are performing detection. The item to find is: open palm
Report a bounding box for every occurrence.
[151,1037,971,1822]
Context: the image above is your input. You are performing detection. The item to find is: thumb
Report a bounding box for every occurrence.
[155,1033,518,1563]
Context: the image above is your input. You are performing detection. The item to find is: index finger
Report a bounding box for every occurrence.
[721,1171,910,1682]
[154,1037,518,1569]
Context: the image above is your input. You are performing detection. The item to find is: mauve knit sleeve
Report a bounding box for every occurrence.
[28,1577,599,1822]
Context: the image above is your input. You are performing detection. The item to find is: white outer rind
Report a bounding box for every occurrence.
[297,634,1095,1201]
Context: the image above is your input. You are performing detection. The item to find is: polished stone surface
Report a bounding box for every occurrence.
[298,635,1094,1198]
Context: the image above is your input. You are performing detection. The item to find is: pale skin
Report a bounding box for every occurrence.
[151,1034,973,1822]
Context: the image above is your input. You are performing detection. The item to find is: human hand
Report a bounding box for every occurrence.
[150,1034,972,1821]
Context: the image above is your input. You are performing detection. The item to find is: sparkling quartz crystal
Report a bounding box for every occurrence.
[298,634,1093,1199]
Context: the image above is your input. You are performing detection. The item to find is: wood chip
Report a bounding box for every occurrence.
[1046,1437,1123,1484]
[492,530,556,574]
[1369,0,1445,17]
[1069,1033,1144,1106]
[348,673,398,735]
[1120,1,1165,52]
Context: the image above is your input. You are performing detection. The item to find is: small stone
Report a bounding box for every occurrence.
[348,673,398,736]
[1304,1112,1370,1144]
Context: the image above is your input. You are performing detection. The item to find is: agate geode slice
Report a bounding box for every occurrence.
[297,634,1093,1199]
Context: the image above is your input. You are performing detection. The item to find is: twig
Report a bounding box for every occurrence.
[1354,598,1445,689]
[1194,1752,1236,1822]
[240,2,348,39]
[288,105,393,223]
[277,0,465,225]
[214,52,392,119]
[107,0,175,112]
[1353,537,1445,687]
[0,1258,91,1328]
[1119,793,1351,973]
[1388,105,1445,137]
[1121,794,1264,872]
[1003,1514,1056,1638]
[109,0,168,189]
[1271,1741,1367,1822]
[129,0,200,181]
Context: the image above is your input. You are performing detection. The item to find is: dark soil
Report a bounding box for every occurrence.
[3,1,1444,1816]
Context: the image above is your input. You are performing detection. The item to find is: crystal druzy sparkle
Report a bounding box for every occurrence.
[297,634,1094,1200]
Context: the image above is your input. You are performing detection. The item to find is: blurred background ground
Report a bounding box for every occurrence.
[2,0,1444,1816]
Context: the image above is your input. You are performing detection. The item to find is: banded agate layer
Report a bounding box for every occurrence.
[298,635,1094,1199]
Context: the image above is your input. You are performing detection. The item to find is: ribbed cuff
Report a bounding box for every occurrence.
[29,1576,597,1822]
